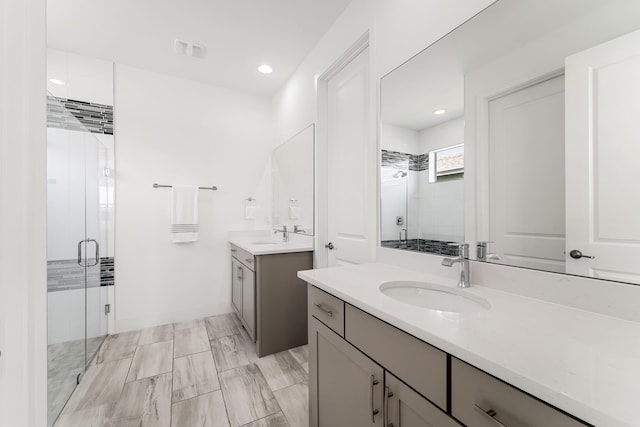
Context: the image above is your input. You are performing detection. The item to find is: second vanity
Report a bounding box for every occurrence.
[229,231,313,357]
[299,262,640,427]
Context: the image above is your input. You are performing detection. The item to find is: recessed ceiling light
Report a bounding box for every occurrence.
[433,109,446,115]
[258,64,273,74]
[49,78,65,85]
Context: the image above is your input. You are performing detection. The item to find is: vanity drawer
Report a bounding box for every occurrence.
[345,304,447,410]
[308,285,344,337]
[451,358,589,427]
[230,244,255,271]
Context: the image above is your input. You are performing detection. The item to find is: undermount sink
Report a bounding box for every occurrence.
[380,281,490,313]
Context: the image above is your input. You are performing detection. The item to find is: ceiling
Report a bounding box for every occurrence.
[47,0,352,97]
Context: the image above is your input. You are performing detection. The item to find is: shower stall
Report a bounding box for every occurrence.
[46,95,114,426]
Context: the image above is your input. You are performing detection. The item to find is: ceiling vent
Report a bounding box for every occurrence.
[174,39,206,59]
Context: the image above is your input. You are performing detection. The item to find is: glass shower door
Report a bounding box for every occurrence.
[84,134,109,364]
[47,97,111,426]
[46,127,90,426]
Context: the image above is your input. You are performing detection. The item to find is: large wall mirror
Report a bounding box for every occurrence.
[380,0,640,284]
[272,124,314,235]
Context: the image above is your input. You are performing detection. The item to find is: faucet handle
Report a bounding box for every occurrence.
[475,241,495,261]
[448,242,469,258]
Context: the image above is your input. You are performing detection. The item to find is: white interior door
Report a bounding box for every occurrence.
[565,29,640,283]
[325,47,376,266]
[488,75,566,272]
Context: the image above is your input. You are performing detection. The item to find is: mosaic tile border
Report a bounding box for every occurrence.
[381,150,428,172]
[100,257,115,287]
[47,257,115,292]
[47,96,113,135]
[381,239,459,256]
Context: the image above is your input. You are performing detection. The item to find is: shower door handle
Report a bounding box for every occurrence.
[77,240,85,267]
[86,239,100,267]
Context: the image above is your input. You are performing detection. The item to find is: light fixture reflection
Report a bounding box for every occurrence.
[258,64,273,74]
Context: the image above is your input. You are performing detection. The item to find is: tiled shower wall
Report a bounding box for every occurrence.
[47,258,115,291]
[47,96,113,135]
[381,149,428,171]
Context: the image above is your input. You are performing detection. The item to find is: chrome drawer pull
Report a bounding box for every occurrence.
[474,403,509,427]
[384,386,394,427]
[370,375,379,423]
[246,258,253,263]
[314,303,333,317]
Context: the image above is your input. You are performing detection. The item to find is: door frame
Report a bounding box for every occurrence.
[315,31,377,268]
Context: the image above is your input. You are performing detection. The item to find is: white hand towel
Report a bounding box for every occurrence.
[245,205,257,220]
[289,206,301,220]
[171,186,199,243]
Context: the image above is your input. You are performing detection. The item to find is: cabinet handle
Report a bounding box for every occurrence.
[314,303,333,317]
[384,386,394,427]
[237,266,243,280]
[231,249,237,253]
[474,403,509,427]
[370,375,379,423]
[245,258,253,264]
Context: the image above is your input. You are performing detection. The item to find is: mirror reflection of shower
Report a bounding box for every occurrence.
[380,163,409,249]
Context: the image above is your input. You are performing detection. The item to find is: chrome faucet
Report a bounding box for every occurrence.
[442,243,470,288]
[274,225,289,242]
[293,225,305,234]
[399,228,407,244]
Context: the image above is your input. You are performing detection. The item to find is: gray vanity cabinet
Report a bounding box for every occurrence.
[451,358,588,427]
[231,258,242,316]
[308,284,590,427]
[309,317,384,427]
[231,243,312,356]
[385,373,461,427]
[230,246,256,341]
[308,285,448,427]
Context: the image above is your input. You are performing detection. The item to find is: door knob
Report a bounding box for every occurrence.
[569,249,594,259]
[325,242,335,250]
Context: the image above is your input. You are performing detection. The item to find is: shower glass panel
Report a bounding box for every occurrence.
[47,96,111,426]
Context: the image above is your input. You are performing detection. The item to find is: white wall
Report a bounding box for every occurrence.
[419,116,464,153]
[114,65,274,332]
[380,123,419,154]
[47,48,113,105]
[418,117,465,242]
[0,0,48,425]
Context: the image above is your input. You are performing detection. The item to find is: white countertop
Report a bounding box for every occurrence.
[298,262,640,427]
[229,230,314,255]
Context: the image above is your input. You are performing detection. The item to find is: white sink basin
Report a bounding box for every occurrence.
[250,241,279,245]
[380,281,490,313]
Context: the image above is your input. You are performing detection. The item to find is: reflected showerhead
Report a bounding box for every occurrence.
[392,170,407,178]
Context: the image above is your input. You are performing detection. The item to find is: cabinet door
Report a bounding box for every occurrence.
[231,258,242,316]
[386,373,460,427]
[309,317,384,427]
[241,265,255,340]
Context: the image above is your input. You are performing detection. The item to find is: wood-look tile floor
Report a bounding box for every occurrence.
[53,313,309,427]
